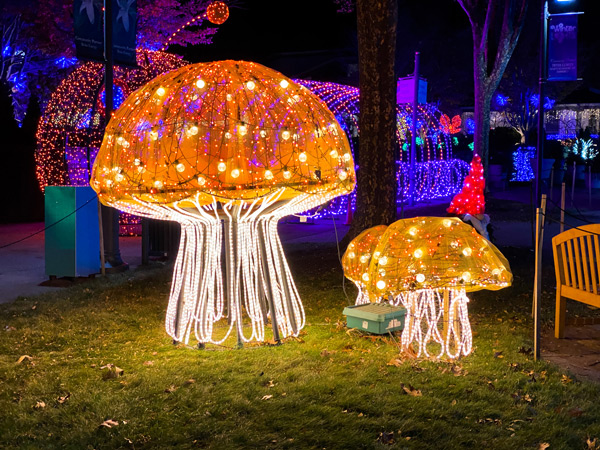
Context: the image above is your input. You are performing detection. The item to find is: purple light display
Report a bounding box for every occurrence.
[295,79,468,217]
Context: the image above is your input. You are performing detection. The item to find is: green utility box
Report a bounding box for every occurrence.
[343,303,406,334]
[45,186,100,278]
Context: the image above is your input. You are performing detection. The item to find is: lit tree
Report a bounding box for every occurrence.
[345,0,398,242]
[456,0,528,176]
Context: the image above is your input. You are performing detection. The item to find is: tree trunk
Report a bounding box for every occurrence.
[345,0,397,244]
[473,58,492,179]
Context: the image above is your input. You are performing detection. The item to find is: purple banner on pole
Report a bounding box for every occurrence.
[548,14,578,81]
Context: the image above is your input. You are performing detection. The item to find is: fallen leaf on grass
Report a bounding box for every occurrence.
[387,358,402,367]
[183,379,196,386]
[320,349,336,357]
[57,393,70,404]
[587,437,599,450]
[165,385,177,394]
[142,361,154,366]
[561,374,573,385]
[568,407,584,418]
[377,431,395,445]
[493,351,504,359]
[99,419,119,428]
[401,383,421,397]
[266,380,275,388]
[261,395,273,401]
[101,364,124,380]
[16,355,32,364]
[538,443,550,450]
[34,401,45,409]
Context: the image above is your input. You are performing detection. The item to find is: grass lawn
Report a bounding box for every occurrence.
[1,238,600,449]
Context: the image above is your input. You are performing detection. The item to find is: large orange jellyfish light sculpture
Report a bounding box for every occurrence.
[91,61,355,346]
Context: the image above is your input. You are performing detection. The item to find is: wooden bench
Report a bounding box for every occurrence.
[553,224,600,338]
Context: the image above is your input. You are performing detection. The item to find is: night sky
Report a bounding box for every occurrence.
[177,0,599,113]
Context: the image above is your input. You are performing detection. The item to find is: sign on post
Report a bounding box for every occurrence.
[397,77,427,105]
[548,14,578,81]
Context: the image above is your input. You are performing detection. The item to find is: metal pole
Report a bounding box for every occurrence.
[409,52,419,207]
[560,182,565,233]
[589,165,592,208]
[571,161,576,206]
[535,0,548,207]
[533,194,547,361]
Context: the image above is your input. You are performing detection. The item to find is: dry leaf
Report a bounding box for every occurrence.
[165,385,177,394]
[538,443,550,450]
[358,412,364,417]
[261,395,273,401]
[387,358,402,367]
[100,419,119,428]
[267,380,275,388]
[377,431,395,445]
[34,401,45,409]
[451,399,457,406]
[16,355,32,364]
[183,379,196,386]
[561,374,573,385]
[101,364,124,380]
[320,349,336,357]
[587,437,599,450]
[143,361,154,366]
[57,393,70,404]
[568,407,583,418]
[493,351,504,359]
[401,383,422,397]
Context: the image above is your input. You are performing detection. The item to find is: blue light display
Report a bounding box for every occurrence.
[510,146,536,182]
[465,118,475,135]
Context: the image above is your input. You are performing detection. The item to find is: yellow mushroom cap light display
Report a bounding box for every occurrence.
[91,60,355,346]
[344,216,511,359]
[341,225,388,304]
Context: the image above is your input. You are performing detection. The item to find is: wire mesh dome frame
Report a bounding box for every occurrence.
[91,60,356,346]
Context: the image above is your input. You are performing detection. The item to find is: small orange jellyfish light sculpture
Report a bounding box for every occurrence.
[91,60,355,346]
[206,1,229,25]
[341,225,388,305]
[347,217,512,359]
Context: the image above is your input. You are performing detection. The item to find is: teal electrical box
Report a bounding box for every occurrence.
[343,303,406,334]
[45,186,100,278]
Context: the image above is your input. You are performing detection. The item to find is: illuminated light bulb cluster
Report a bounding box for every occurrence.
[341,225,388,305]
[447,155,486,216]
[510,146,536,182]
[91,60,356,346]
[34,49,187,236]
[342,216,512,359]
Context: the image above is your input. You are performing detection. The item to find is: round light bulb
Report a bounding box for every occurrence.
[231,168,240,179]
[492,268,501,276]
[362,273,370,282]
[413,248,424,258]
[462,271,472,282]
[416,273,425,283]
[156,87,165,97]
[408,227,418,236]
[376,280,386,290]
[226,94,232,101]
[154,180,163,189]
[196,79,205,89]
[443,219,452,228]
[187,125,199,136]
[343,153,351,162]
[462,247,472,257]
[378,256,388,266]
[105,179,113,187]
[264,169,274,180]
[217,162,226,172]
[338,170,348,181]
[149,130,158,141]
[134,158,141,166]
[281,130,291,141]
[359,255,369,264]
[260,130,267,138]
[280,79,289,89]
[175,162,185,173]
[238,124,247,136]
[329,149,339,159]
[283,170,292,180]
[347,251,356,259]
[224,132,232,139]
[197,176,206,186]
[246,80,255,90]
[114,173,124,182]
[298,152,307,162]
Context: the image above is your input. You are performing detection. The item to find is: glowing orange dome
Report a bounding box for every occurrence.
[91,60,355,210]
